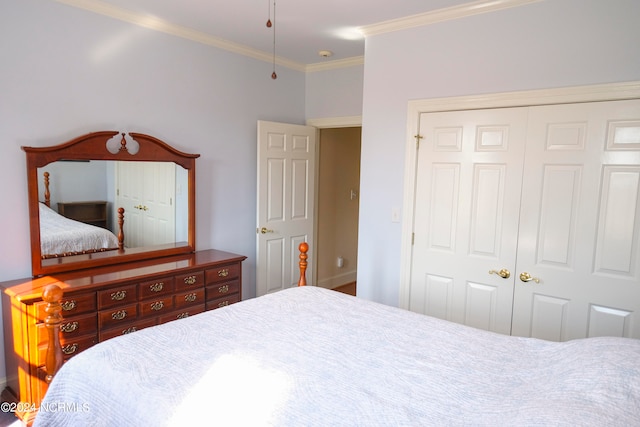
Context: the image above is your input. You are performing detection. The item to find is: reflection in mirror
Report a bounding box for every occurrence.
[24,131,199,277]
[37,160,189,257]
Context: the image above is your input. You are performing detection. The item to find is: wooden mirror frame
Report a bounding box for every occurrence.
[24,131,199,277]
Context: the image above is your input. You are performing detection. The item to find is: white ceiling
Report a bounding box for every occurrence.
[62,0,475,66]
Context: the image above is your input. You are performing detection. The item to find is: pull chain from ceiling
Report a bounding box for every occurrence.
[270,0,277,79]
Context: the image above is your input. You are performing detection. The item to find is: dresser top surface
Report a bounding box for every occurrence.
[1,249,247,302]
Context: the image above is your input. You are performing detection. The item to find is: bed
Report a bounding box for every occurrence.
[38,172,123,259]
[39,202,121,258]
[33,245,640,426]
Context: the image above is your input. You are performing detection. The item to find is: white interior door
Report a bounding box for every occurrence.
[512,99,640,340]
[140,161,176,246]
[409,99,640,340]
[409,108,528,335]
[116,161,144,247]
[257,121,316,296]
[116,161,176,248]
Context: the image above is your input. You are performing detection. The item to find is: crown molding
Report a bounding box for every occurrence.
[305,56,364,73]
[54,0,307,72]
[55,0,540,73]
[360,0,543,37]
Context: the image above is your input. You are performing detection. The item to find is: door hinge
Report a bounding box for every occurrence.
[412,232,415,245]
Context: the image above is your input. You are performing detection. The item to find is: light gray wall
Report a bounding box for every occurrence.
[357,0,640,306]
[0,0,307,383]
[306,64,364,119]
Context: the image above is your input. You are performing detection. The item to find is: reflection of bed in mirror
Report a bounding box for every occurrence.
[38,202,123,259]
[38,171,124,259]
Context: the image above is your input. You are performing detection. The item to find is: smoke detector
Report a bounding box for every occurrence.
[318,50,333,58]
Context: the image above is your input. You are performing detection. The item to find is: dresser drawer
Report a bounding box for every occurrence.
[98,284,137,309]
[175,288,206,310]
[158,304,205,324]
[38,333,97,365]
[36,312,97,343]
[37,292,96,321]
[139,277,175,299]
[138,296,174,318]
[99,318,157,342]
[206,279,240,301]
[175,271,205,290]
[206,293,240,311]
[205,263,240,284]
[99,303,138,329]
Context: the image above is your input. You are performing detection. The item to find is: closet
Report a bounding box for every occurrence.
[116,161,177,247]
[407,98,640,341]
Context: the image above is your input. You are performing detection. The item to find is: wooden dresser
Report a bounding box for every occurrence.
[57,201,108,228]
[0,248,246,424]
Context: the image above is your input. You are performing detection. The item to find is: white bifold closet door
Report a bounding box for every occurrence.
[409,99,640,341]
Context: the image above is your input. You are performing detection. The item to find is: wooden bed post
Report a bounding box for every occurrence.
[43,171,50,207]
[42,284,63,384]
[298,242,308,287]
[117,207,125,251]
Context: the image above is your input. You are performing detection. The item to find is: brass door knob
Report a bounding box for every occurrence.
[489,268,510,279]
[259,227,274,234]
[519,272,540,283]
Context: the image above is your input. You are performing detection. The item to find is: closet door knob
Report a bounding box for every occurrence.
[519,272,540,283]
[259,227,274,234]
[489,268,510,279]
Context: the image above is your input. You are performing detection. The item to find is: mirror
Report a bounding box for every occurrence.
[24,131,199,276]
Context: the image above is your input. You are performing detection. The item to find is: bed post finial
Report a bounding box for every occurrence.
[43,284,63,384]
[298,242,308,287]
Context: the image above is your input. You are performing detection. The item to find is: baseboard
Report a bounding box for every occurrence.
[317,270,357,289]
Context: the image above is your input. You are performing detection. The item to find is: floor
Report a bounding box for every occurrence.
[0,411,22,427]
[332,281,356,296]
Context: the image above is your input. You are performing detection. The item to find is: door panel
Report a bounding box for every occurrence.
[512,99,640,340]
[116,161,176,248]
[257,121,316,296]
[409,107,528,335]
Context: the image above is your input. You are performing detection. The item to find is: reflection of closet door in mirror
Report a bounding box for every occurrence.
[116,161,176,248]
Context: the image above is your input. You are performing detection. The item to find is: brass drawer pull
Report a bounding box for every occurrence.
[177,312,190,319]
[122,327,137,335]
[151,301,164,311]
[62,344,78,355]
[61,300,77,311]
[149,282,164,292]
[111,290,127,301]
[218,269,229,278]
[183,275,197,285]
[60,321,79,333]
[111,310,127,320]
[184,293,197,302]
[218,300,229,308]
[218,285,229,294]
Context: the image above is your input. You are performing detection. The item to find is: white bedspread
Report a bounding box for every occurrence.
[39,202,119,256]
[35,286,640,426]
